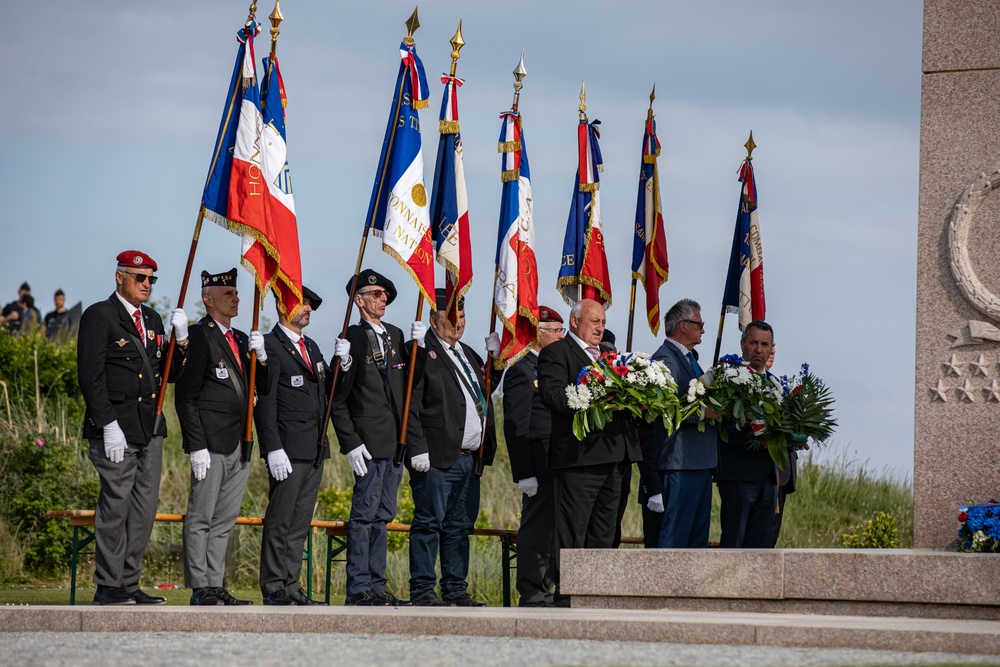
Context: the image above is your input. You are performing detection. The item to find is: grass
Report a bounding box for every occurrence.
[2,385,914,606]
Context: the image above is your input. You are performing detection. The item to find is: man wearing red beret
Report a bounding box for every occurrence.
[78,250,187,605]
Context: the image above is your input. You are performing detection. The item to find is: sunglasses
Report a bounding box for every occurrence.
[683,319,705,330]
[358,289,388,299]
[122,271,158,285]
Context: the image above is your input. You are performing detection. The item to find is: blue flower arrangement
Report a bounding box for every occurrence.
[956,501,1000,552]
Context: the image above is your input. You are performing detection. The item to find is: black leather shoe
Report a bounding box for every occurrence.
[93,585,136,606]
[410,592,454,607]
[444,592,486,607]
[518,599,554,608]
[373,591,410,606]
[553,594,571,608]
[130,589,166,605]
[262,589,297,605]
[344,590,388,606]
[289,588,327,606]
[213,587,253,606]
[190,587,224,606]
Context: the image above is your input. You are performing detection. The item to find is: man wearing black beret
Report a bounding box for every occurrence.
[332,269,422,606]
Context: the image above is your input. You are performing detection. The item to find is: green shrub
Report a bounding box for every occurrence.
[841,510,900,548]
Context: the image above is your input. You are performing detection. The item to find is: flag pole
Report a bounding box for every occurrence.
[320,8,422,466]
[155,0,261,432]
[243,0,282,456]
[395,18,465,467]
[713,131,756,364]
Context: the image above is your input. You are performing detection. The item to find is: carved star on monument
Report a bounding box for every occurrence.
[929,379,949,402]
[954,378,976,403]
[968,353,991,377]
[984,380,1000,403]
[941,354,964,377]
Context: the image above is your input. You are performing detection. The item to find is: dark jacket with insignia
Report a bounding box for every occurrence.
[254,325,332,462]
[331,319,423,459]
[174,316,270,455]
[501,350,553,483]
[410,329,496,470]
[78,293,182,446]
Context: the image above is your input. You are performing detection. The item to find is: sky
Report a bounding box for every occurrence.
[2,2,922,478]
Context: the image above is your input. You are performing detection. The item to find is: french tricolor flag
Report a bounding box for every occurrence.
[493,109,538,369]
[722,157,766,329]
[632,115,669,336]
[367,40,435,305]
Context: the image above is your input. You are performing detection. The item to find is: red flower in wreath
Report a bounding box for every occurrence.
[958,511,968,523]
[614,366,629,377]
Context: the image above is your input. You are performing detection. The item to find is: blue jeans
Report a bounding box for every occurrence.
[346,458,402,595]
[408,453,477,600]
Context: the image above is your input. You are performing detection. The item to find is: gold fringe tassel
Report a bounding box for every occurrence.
[439,120,460,135]
[241,76,257,92]
[643,154,658,164]
[413,99,429,110]
[501,169,520,183]
[578,183,599,193]
[497,140,522,153]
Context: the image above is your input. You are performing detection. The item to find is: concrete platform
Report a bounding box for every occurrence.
[0,605,998,656]
[561,548,1000,620]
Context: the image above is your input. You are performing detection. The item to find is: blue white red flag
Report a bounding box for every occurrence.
[366,41,434,305]
[557,117,612,306]
[241,54,303,318]
[493,108,538,369]
[721,158,765,329]
[429,73,472,326]
[632,115,669,335]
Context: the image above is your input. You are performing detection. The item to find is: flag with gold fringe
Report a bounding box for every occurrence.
[493,106,538,368]
[722,155,766,329]
[631,113,669,335]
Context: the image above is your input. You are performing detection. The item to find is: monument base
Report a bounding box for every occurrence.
[561,548,1000,620]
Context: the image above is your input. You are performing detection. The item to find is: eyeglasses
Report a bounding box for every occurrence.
[539,326,566,335]
[121,271,158,285]
[358,289,388,299]
[682,319,705,330]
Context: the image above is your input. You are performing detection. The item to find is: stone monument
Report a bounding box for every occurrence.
[915,1,1000,548]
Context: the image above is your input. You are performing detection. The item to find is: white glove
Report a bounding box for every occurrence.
[410,321,427,347]
[485,332,501,355]
[347,444,372,477]
[410,452,430,472]
[646,493,665,514]
[267,449,293,481]
[248,330,267,363]
[170,308,189,342]
[190,448,211,481]
[102,420,128,463]
[517,477,539,497]
[334,337,352,370]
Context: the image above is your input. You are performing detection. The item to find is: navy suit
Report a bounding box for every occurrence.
[639,338,717,548]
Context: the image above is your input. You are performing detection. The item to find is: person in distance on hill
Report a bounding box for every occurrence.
[501,306,565,607]
[407,289,497,607]
[174,269,269,606]
[44,289,71,339]
[639,298,720,549]
[78,250,187,605]
[257,286,344,605]
[332,269,420,607]
[537,299,642,607]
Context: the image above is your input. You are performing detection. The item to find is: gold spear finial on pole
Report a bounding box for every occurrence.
[404,6,420,45]
[579,78,587,120]
[647,84,656,119]
[511,51,526,110]
[745,131,757,160]
[447,19,465,77]
[269,0,283,56]
[248,0,258,19]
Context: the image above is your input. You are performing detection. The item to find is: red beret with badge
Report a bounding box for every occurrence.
[537,305,563,324]
[116,250,158,272]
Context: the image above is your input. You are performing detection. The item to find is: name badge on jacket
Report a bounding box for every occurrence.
[291,375,304,387]
[215,367,229,380]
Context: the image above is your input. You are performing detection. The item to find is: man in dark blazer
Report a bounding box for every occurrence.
[501,305,565,607]
[175,269,269,606]
[717,320,780,548]
[641,299,720,549]
[78,250,187,605]
[332,269,421,606]
[407,290,496,607]
[256,286,340,605]
[537,298,642,606]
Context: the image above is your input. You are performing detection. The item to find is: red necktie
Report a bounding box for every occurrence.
[297,337,313,374]
[225,330,243,371]
[132,310,144,342]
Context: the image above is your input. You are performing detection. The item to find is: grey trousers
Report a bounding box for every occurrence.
[515,481,555,605]
[345,457,402,595]
[260,459,324,596]
[88,436,163,591]
[183,447,249,588]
